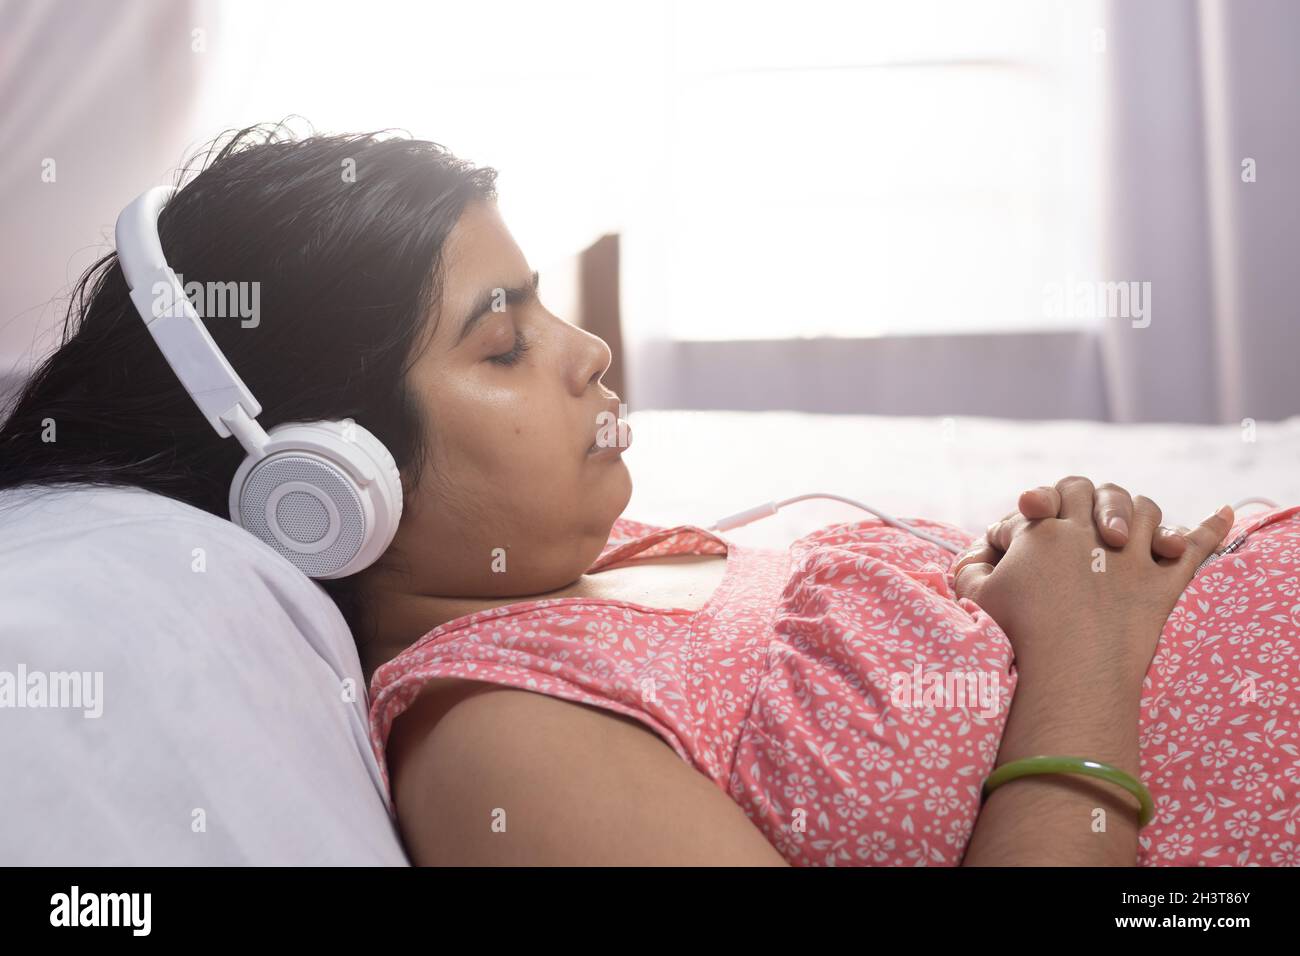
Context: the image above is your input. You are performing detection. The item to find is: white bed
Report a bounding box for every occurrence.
[623,411,1300,549]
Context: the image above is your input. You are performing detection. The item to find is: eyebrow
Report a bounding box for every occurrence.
[453,270,540,347]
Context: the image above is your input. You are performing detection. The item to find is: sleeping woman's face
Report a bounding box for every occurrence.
[370,199,632,602]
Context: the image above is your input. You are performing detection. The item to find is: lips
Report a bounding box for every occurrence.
[587,397,632,456]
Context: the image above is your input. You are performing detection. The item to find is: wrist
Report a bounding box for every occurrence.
[1005,664,1142,774]
[1012,625,1152,700]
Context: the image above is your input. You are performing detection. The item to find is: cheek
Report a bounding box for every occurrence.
[499,418,579,486]
[440,403,574,498]
[421,371,580,503]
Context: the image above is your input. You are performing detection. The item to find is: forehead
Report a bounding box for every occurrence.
[440,200,528,295]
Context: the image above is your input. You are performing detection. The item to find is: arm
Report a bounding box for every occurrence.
[388,682,789,866]
[955,477,1232,866]
[961,643,1146,866]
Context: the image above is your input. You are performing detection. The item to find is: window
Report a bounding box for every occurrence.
[622,0,1107,340]
[195,0,1105,341]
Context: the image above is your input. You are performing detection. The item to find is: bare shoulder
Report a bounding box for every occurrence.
[387,681,788,866]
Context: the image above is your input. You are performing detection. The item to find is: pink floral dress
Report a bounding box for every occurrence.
[368,506,1300,866]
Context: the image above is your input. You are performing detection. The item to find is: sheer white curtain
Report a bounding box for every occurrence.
[4,0,1295,424]
[187,0,662,277]
[618,0,1112,413]
[0,0,659,395]
[1101,0,1300,423]
[0,0,214,395]
[621,0,1106,342]
[621,0,1300,422]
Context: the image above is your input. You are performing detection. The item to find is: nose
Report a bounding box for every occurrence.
[571,325,613,396]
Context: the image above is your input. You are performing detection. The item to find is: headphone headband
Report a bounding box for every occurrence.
[114,186,265,451]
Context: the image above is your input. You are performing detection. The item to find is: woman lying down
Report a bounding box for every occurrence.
[4,126,1297,867]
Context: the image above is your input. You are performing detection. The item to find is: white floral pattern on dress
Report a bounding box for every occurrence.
[369,507,1300,866]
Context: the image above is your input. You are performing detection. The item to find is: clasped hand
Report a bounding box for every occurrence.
[951,476,1233,686]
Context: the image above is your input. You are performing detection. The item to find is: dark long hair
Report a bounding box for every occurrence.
[0,120,498,638]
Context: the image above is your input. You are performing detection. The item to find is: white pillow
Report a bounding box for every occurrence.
[0,483,409,865]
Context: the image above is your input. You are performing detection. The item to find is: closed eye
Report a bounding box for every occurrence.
[488,328,532,367]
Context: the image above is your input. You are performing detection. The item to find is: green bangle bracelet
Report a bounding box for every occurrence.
[981,755,1155,828]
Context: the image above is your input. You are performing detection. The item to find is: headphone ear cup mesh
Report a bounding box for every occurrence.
[238,454,366,577]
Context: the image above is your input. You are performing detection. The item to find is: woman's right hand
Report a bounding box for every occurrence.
[952,476,1233,690]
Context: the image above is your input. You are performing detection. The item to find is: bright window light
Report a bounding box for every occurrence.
[189,0,1104,341]
[624,0,1107,341]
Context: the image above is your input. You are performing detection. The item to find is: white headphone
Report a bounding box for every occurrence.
[114,185,404,579]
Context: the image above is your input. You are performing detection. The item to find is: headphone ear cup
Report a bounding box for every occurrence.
[339,420,404,517]
[238,453,366,575]
[228,421,404,579]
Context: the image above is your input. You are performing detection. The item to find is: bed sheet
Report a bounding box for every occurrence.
[622,411,1300,550]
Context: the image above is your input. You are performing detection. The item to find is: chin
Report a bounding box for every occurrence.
[590,459,633,529]
[611,458,633,509]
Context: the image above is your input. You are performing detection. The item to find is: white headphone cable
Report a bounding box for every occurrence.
[706,493,1283,558]
[705,492,965,554]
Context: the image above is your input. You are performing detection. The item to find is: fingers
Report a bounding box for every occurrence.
[952,535,1000,603]
[1179,505,1235,570]
[1152,525,1189,559]
[1018,486,1060,520]
[1018,476,1097,524]
[1016,476,1194,559]
[1055,475,1095,522]
[1093,482,1185,557]
[985,512,1024,553]
[953,537,1000,582]
[1130,494,1164,544]
[953,556,994,603]
[1093,482,1134,547]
